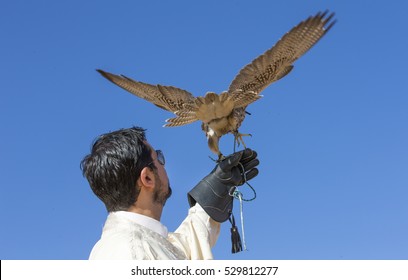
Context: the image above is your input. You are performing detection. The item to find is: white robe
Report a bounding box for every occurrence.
[89,204,221,260]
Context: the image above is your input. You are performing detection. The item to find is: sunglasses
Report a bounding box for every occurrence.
[150,149,165,166]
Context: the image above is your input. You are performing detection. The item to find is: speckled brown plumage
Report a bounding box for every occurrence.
[97,11,336,159]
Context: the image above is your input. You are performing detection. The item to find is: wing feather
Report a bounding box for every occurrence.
[97,69,196,112]
[164,115,199,127]
[229,11,336,95]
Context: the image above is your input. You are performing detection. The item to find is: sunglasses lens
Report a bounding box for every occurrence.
[156,150,165,165]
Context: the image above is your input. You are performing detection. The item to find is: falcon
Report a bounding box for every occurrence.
[97,11,336,159]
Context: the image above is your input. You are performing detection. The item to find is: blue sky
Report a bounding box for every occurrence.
[1,0,407,260]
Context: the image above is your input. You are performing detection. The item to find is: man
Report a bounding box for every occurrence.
[81,126,259,259]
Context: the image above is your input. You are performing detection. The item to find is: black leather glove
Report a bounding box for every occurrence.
[188,148,259,222]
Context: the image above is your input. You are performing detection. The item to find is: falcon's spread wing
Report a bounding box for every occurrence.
[97,69,197,114]
[97,10,336,151]
[229,10,336,96]
[97,69,256,128]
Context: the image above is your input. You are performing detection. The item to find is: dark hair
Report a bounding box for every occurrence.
[80,126,155,212]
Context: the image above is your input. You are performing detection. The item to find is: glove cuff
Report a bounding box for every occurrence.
[187,177,234,223]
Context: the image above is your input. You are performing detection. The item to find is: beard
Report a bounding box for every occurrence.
[153,172,172,206]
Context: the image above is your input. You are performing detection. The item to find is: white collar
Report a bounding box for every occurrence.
[113,211,168,237]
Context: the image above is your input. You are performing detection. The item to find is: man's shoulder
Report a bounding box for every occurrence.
[89,235,135,259]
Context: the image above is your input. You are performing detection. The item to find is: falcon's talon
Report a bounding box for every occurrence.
[234,132,252,149]
[208,154,225,163]
[208,155,218,162]
[218,154,226,162]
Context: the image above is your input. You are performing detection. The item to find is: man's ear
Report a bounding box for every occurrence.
[138,166,155,191]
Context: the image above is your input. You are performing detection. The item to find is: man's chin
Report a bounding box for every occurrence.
[161,185,172,207]
[166,185,173,200]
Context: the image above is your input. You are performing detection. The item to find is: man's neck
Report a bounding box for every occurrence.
[127,205,162,221]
